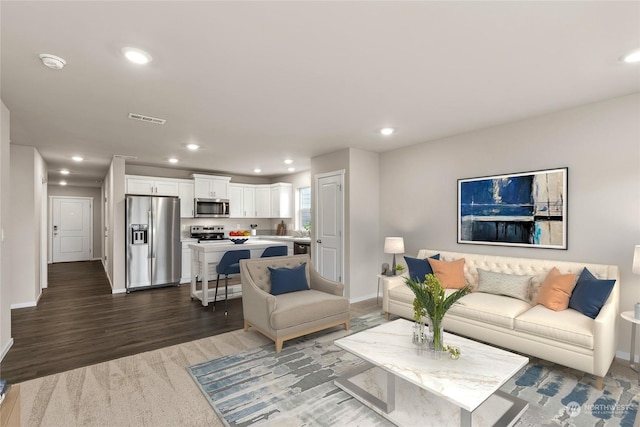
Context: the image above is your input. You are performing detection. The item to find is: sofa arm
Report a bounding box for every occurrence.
[241,267,277,333]
[309,268,345,296]
[382,273,408,313]
[592,281,619,377]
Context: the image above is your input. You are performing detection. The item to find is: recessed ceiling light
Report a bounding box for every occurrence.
[186,144,200,151]
[284,159,293,164]
[168,157,179,164]
[380,127,396,136]
[621,49,640,63]
[60,180,67,186]
[288,167,296,172]
[253,168,262,173]
[72,156,83,162]
[39,53,66,70]
[60,169,70,175]
[122,47,152,65]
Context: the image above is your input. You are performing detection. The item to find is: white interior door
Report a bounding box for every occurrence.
[52,197,92,263]
[315,171,344,282]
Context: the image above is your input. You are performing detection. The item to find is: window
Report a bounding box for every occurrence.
[298,187,311,231]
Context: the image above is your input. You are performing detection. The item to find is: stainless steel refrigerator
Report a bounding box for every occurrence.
[126,195,181,292]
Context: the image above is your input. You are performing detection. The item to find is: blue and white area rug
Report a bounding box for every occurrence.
[188,312,638,426]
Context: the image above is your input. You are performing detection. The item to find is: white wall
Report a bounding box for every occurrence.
[310,148,381,301]
[105,157,126,293]
[0,101,12,360]
[48,185,103,260]
[9,145,47,307]
[348,148,380,301]
[379,93,640,354]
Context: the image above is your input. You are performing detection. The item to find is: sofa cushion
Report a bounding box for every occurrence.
[268,263,309,295]
[270,289,349,330]
[515,305,594,349]
[447,292,532,329]
[568,268,615,319]
[536,267,577,311]
[404,254,440,282]
[388,283,415,305]
[476,269,533,302]
[428,258,466,289]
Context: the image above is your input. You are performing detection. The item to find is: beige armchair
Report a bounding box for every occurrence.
[240,254,350,353]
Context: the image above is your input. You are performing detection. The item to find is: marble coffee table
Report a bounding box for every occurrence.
[334,319,529,427]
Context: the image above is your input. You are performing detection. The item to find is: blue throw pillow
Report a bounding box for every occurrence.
[268,263,309,295]
[568,267,615,319]
[404,254,440,282]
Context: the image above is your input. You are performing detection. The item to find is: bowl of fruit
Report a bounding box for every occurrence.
[229,230,250,244]
[229,238,248,244]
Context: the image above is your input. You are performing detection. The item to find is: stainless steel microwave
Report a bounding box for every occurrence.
[194,198,230,218]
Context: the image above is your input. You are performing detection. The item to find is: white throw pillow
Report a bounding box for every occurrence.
[476,269,533,302]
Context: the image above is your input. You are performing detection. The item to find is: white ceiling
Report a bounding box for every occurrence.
[2,1,639,187]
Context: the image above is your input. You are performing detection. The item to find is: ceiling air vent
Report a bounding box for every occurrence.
[128,113,166,125]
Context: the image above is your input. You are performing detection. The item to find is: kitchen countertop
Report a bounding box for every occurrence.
[188,239,292,251]
[182,235,311,244]
[258,235,311,243]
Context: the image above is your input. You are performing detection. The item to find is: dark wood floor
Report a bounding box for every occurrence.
[0,261,246,384]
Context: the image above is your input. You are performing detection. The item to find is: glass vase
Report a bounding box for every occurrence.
[430,316,444,359]
[412,321,425,345]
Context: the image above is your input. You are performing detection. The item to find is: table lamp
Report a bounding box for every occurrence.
[384,237,405,275]
[634,245,640,319]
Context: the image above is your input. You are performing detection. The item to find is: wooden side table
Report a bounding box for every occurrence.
[620,311,640,375]
[0,384,20,427]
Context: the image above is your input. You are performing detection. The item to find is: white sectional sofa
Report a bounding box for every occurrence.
[382,249,619,389]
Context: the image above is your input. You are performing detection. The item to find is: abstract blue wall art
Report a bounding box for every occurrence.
[458,168,567,249]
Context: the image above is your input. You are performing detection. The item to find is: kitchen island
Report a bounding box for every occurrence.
[189,240,292,307]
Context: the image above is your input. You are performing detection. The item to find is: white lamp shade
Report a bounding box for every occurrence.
[384,237,405,254]
[633,245,640,275]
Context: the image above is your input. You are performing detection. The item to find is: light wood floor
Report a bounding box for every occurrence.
[0,260,379,384]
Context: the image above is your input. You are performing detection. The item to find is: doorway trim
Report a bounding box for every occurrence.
[314,169,345,283]
[49,196,94,263]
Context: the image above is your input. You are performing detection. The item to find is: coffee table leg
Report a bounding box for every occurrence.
[387,371,395,413]
[335,362,394,414]
[460,409,472,427]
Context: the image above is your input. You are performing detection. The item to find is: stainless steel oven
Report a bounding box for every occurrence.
[194,198,230,218]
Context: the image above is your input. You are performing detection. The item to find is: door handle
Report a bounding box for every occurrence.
[316,239,322,244]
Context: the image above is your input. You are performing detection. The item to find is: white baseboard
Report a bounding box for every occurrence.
[112,288,127,294]
[0,338,13,362]
[615,350,639,363]
[11,301,37,309]
[349,293,378,303]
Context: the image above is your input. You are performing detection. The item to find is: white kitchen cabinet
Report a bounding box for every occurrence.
[178,180,195,218]
[192,174,230,199]
[229,183,256,217]
[126,175,180,196]
[255,185,271,218]
[270,183,292,218]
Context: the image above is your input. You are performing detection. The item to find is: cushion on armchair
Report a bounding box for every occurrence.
[268,263,309,295]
